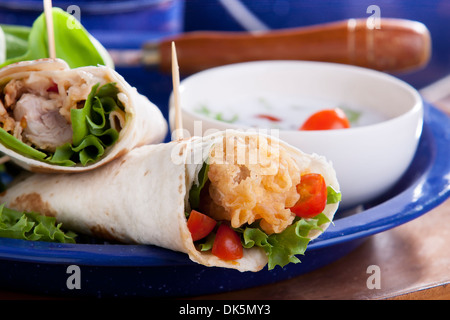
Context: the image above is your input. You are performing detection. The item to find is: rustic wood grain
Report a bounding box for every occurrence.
[194,198,450,300]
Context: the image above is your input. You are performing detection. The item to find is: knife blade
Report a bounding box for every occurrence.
[109,18,431,75]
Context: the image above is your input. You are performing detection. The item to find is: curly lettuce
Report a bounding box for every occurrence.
[0,127,48,162]
[0,204,77,243]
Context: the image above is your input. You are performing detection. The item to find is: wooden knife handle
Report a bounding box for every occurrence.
[150,18,431,75]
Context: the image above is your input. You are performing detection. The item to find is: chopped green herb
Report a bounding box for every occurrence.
[215,113,239,123]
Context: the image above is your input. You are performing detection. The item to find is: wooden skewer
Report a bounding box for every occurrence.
[171,41,184,141]
[0,155,10,166]
[43,0,56,59]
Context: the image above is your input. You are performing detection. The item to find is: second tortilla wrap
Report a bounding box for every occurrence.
[0,129,340,272]
[0,58,167,172]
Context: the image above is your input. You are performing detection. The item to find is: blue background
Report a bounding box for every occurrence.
[0,0,449,89]
[182,0,450,90]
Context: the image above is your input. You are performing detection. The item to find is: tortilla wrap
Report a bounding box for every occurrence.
[0,58,167,172]
[0,130,339,272]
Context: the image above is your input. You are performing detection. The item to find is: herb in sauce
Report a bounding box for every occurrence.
[195,105,239,123]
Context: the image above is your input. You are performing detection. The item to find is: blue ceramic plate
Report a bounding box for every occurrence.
[0,102,448,298]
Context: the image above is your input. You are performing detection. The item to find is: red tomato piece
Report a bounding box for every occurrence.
[299,108,350,131]
[47,82,59,93]
[255,114,281,122]
[212,223,243,260]
[290,173,327,219]
[187,210,217,241]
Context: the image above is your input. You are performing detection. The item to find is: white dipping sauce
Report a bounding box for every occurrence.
[193,93,386,131]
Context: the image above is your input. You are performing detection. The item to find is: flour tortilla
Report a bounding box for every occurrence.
[0,130,339,272]
[0,58,167,172]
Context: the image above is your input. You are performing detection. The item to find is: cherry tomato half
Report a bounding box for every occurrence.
[187,210,217,241]
[212,223,243,260]
[300,108,350,131]
[255,114,281,122]
[290,173,327,219]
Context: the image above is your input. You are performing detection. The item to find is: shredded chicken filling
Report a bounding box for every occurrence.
[0,71,108,152]
[199,135,301,235]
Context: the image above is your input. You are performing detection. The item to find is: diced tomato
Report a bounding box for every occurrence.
[290,173,327,219]
[47,82,58,93]
[255,114,281,122]
[212,223,243,260]
[187,210,217,241]
[299,108,350,130]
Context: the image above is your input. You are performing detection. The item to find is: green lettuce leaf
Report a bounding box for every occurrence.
[239,214,330,270]
[0,24,29,64]
[0,127,48,161]
[47,82,122,166]
[0,204,77,243]
[0,8,113,69]
[327,186,342,204]
[189,161,210,210]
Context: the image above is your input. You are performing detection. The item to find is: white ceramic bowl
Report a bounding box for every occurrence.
[169,61,423,208]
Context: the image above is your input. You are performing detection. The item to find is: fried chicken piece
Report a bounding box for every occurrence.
[204,134,300,234]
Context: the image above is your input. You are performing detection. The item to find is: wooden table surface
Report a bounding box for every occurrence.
[194,198,450,300]
[1,197,448,300]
